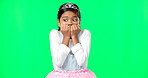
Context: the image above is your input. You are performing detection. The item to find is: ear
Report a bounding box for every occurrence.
[57,19,61,27]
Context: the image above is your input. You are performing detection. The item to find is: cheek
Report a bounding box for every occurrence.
[59,21,64,25]
[59,20,64,24]
[61,22,67,25]
[59,22,67,26]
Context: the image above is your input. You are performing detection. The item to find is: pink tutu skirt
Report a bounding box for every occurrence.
[46,69,96,78]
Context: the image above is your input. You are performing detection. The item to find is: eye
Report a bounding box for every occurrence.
[63,19,68,22]
[72,19,78,22]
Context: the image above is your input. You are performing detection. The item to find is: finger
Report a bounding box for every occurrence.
[68,25,71,33]
[67,24,69,30]
[65,24,68,31]
[77,24,80,29]
[77,23,80,29]
[71,25,73,31]
[75,25,79,30]
[70,26,72,35]
[73,24,76,30]
[73,25,75,30]
[75,24,78,30]
[68,25,70,30]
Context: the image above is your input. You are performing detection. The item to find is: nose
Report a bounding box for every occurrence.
[67,20,72,26]
[68,23,72,26]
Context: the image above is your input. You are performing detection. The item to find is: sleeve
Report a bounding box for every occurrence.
[49,29,71,67]
[71,29,91,66]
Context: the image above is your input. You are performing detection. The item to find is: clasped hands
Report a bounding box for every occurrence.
[60,24,81,38]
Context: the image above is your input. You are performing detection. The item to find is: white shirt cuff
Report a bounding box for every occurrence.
[60,44,71,54]
[71,43,82,54]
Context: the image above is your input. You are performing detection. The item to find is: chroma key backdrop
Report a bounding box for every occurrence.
[0,0,148,78]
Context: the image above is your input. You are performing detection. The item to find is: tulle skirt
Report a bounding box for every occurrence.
[46,69,96,78]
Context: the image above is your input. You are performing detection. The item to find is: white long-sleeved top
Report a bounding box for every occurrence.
[49,29,91,71]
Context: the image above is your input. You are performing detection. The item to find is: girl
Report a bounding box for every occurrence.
[46,3,97,78]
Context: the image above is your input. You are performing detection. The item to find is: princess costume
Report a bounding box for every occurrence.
[46,29,97,78]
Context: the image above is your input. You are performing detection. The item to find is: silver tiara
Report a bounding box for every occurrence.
[61,3,79,10]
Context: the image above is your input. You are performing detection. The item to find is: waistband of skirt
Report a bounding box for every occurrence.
[52,68,89,73]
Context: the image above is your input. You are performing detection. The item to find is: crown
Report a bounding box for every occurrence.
[61,3,79,10]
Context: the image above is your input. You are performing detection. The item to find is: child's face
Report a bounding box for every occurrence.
[58,11,79,27]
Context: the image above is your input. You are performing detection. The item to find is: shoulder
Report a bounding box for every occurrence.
[49,29,59,37]
[49,29,58,35]
[79,29,91,40]
[50,29,58,33]
[82,29,91,36]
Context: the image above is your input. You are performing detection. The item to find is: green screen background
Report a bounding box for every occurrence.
[0,0,148,78]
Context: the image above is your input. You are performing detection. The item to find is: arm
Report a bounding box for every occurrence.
[49,29,70,67]
[71,29,91,66]
[71,36,79,46]
[62,37,70,46]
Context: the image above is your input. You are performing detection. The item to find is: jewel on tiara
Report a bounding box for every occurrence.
[61,3,79,10]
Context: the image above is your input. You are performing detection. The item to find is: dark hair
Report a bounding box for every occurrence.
[57,3,81,31]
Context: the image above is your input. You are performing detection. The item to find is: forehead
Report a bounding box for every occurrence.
[61,11,78,18]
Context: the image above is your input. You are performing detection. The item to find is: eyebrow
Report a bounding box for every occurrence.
[62,16,78,18]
